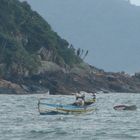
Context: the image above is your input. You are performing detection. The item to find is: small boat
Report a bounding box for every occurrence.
[113,105,137,111]
[38,98,96,115]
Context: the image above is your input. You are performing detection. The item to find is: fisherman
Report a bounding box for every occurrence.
[75,92,85,106]
[92,92,96,100]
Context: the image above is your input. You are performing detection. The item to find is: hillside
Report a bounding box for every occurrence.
[0,0,82,79]
[1,0,140,94]
[30,0,140,73]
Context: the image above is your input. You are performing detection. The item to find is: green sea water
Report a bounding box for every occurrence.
[0,93,140,140]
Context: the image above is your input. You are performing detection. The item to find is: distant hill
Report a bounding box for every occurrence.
[0,0,82,79]
[28,0,140,73]
[1,0,140,94]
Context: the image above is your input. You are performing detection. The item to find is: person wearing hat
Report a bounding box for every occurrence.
[75,92,85,106]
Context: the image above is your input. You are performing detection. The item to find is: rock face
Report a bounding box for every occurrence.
[1,62,140,94]
[10,62,139,95]
[41,70,140,95]
[0,79,25,94]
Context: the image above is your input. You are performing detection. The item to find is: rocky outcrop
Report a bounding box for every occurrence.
[21,62,140,95]
[41,71,140,95]
[0,79,25,94]
[1,62,140,95]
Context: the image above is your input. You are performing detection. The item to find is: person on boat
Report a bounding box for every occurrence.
[92,93,96,100]
[74,92,85,106]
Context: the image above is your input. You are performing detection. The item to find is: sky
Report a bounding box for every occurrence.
[20,0,140,74]
[130,0,140,5]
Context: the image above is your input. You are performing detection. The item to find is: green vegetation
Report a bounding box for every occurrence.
[0,0,82,79]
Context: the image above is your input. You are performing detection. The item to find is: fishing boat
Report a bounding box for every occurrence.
[38,98,96,115]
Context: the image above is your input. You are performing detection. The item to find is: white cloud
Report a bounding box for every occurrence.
[130,0,140,5]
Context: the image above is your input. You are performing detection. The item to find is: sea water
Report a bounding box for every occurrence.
[0,93,140,140]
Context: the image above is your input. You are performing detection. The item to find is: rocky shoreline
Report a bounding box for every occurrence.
[1,62,140,95]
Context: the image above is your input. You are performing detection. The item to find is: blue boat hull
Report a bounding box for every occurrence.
[38,99,96,115]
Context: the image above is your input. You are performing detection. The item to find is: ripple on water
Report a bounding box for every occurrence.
[0,93,140,140]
